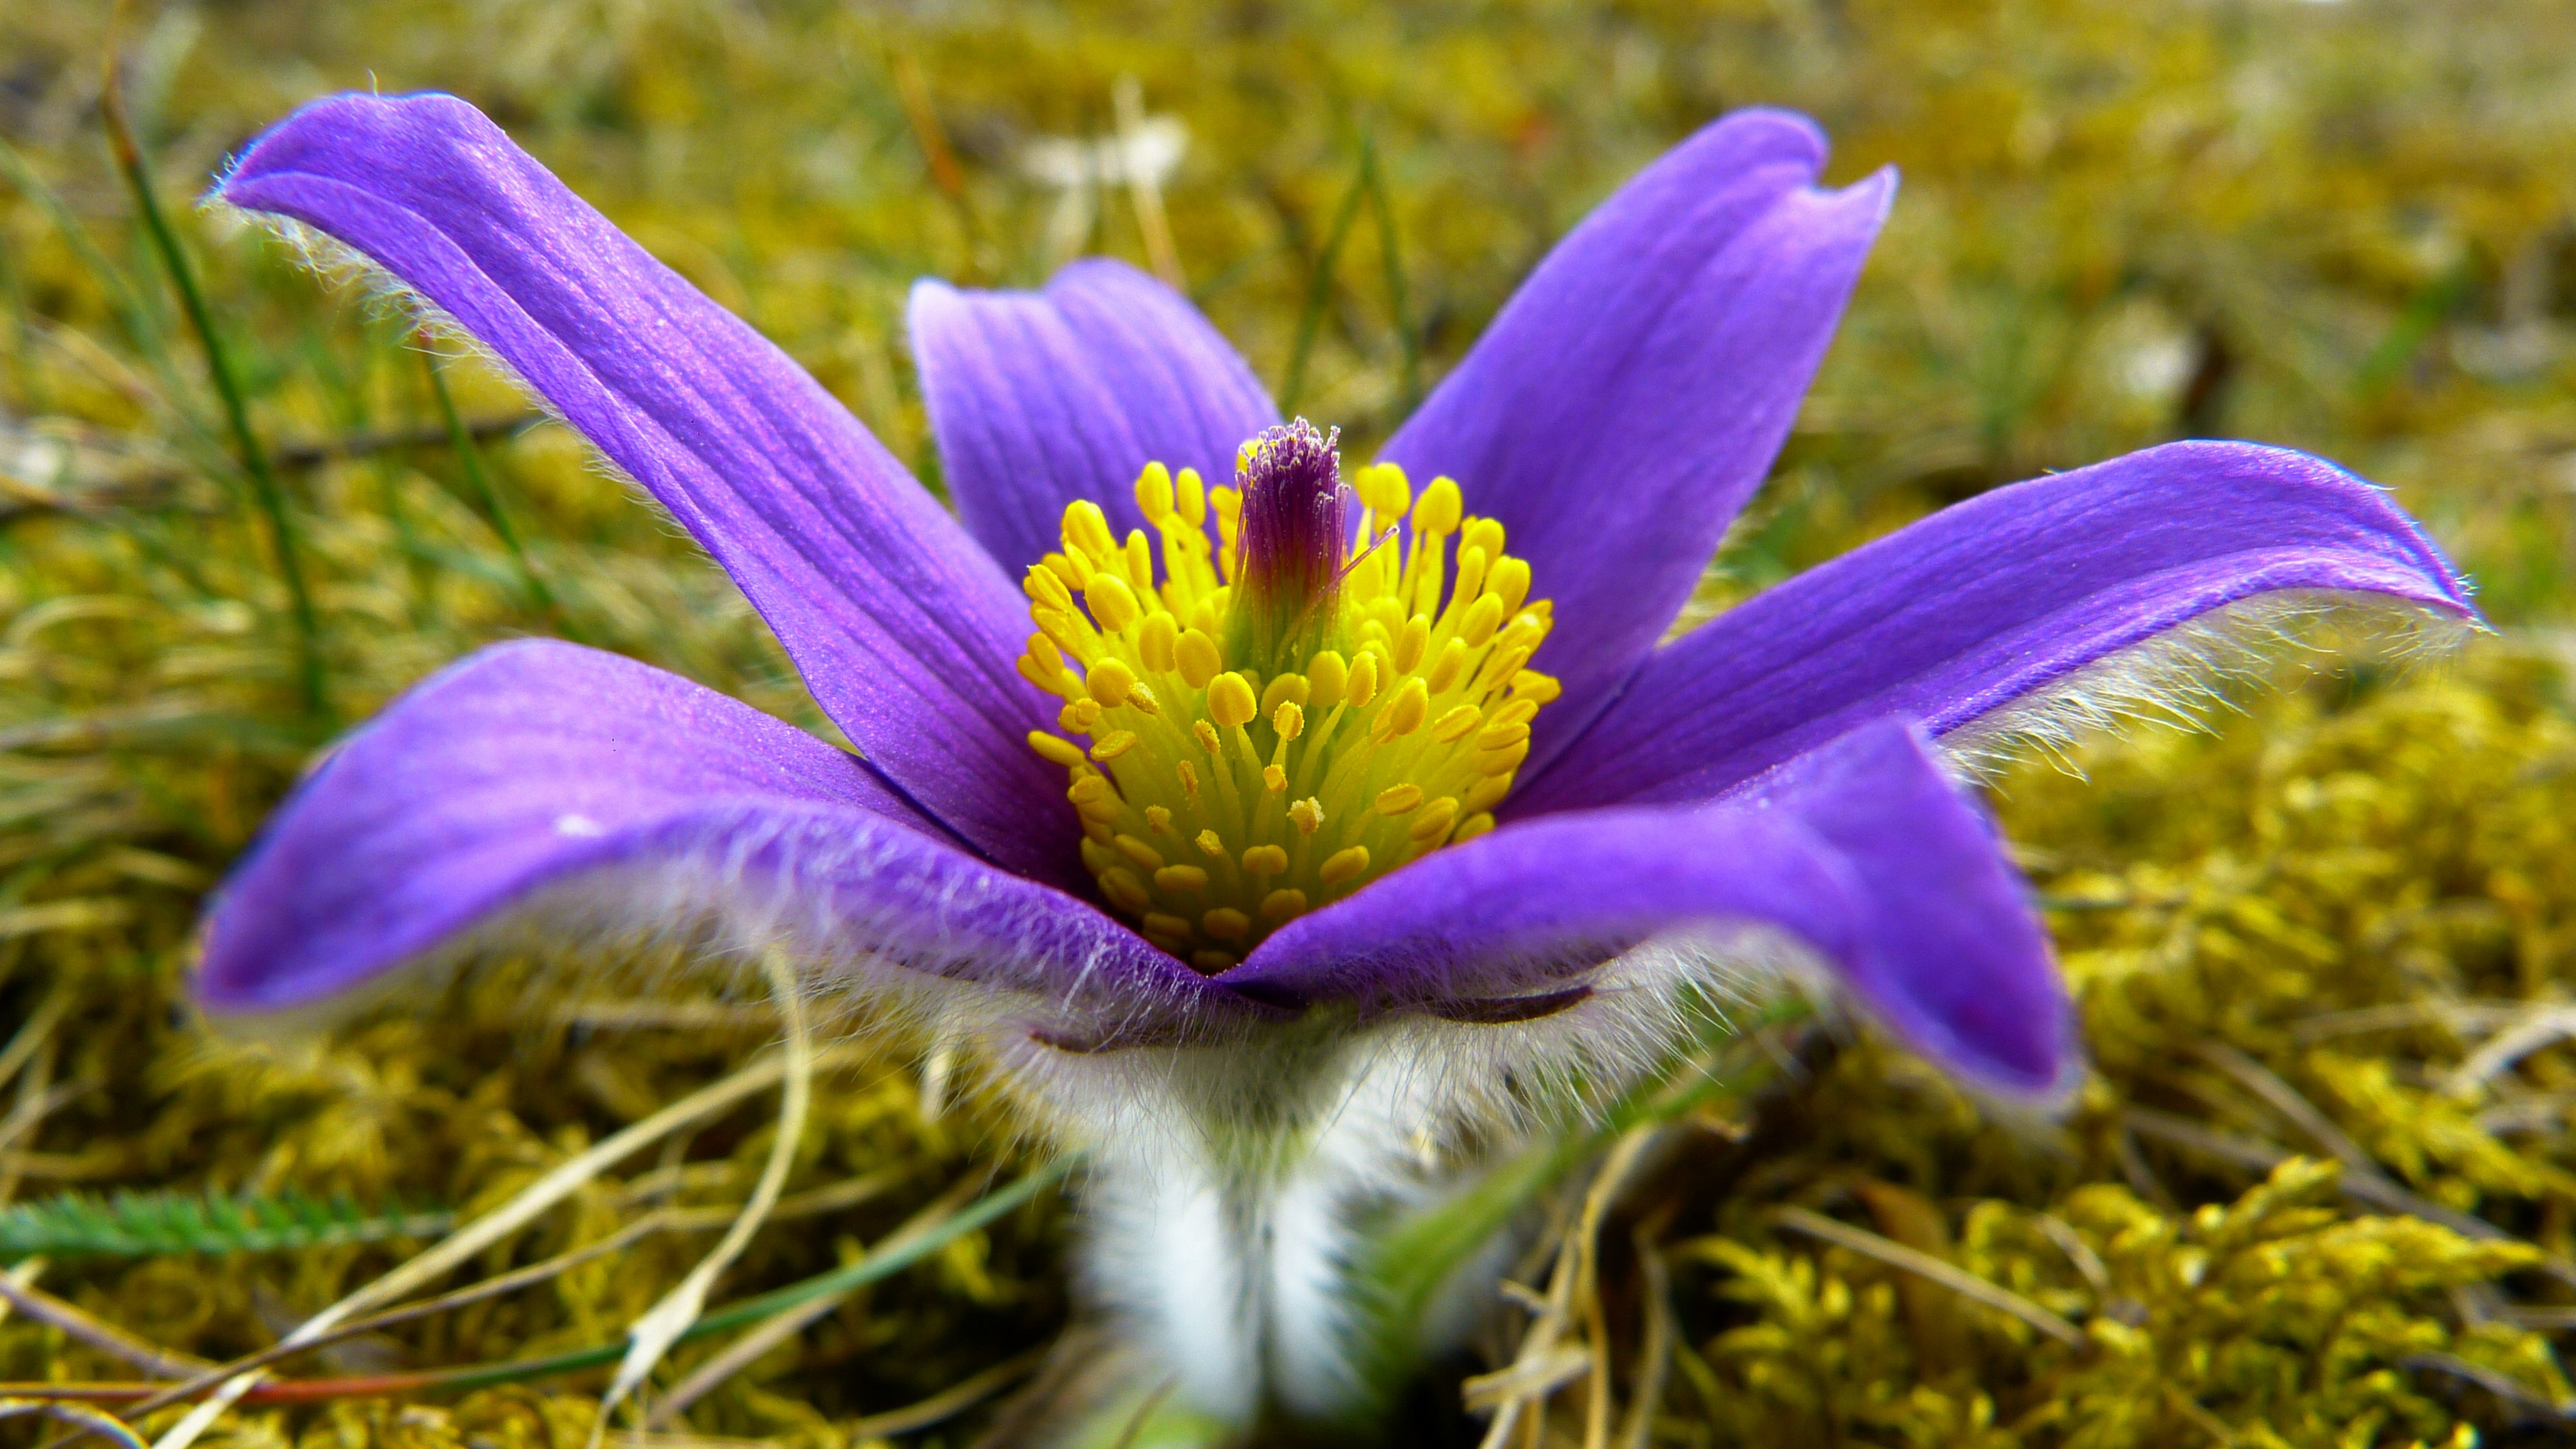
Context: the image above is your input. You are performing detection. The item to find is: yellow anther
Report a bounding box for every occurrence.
[1475,646,1535,697]
[1464,773,1513,812]
[1394,615,1430,675]
[1176,761,1201,798]
[1431,706,1482,744]
[1453,545,1489,608]
[1143,911,1194,938]
[1091,730,1138,761]
[1460,593,1505,649]
[1195,828,1225,857]
[1177,467,1207,526]
[1193,949,1237,973]
[1360,460,1411,518]
[1320,845,1371,886]
[1126,683,1161,716]
[1377,678,1430,740]
[1203,908,1251,943]
[1375,783,1424,816]
[1344,651,1381,707]
[1044,551,1086,590]
[1114,834,1164,870]
[1193,720,1222,753]
[1018,653,1069,694]
[1125,531,1155,591]
[1077,796,1124,826]
[1081,837,1118,875]
[1207,672,1258,729]
[1155,865,1209,894]
[1476,720,1530,750]
[1263,763,1287,793]
[1214,485,1242,549]
[1177,628,1223,688]
[1025,722,1087,768]
[1307,651,1348,708]
[1025,565,1073,610]
[1135,462,1175,523]
[1454,812,1495,843]
[1099,868,1152,914]
[1261,888,1308,922]
[1067,775,1111,805]
[1273,701,1305,741]
[1512,670,1562,702]
[1287,797,1325,834]
[1260,674,1309,717]
[1087,574,1141,632]
[1477,739,1532,775]
[1489,556,1532,614]
[1407,797,1458,843]
[1088,659,1138,708]
[1462,517,1505,561]
[1242,844,1289,876]
[1413,477,1463,535]
[1032,608,1089,660]
[1145,805,1174,833]
[1140,612,1179,673]
[1066,499,1116,559]
[1489,698,1540,728]
[1426,637,1469,694]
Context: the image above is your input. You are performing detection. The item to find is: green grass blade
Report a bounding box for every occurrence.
[1278,140,1374,419]
[100,84,329,724]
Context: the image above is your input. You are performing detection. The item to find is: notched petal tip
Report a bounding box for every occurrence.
[1380,105,1896,785]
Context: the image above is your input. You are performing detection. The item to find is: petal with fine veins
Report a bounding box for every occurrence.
[1515,441,2475,816]
[198,641,1228,1035]
[217,92,1075,883]
[1379,108,1891,783]
[1231,719,2070,1097]
[912,259,1279,576]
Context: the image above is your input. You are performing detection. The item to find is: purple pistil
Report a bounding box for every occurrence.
[1229,419,1352,671]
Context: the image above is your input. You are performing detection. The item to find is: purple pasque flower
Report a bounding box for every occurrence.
[200,93,2472,1429]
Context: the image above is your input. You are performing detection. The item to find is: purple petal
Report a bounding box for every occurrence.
[1517,441,2477,815]
[910,260,1279,574]
[198,641,1233,1036]
[1231,720,2069,1095]
[217,93,1073,882]
[1379,109,1892,780]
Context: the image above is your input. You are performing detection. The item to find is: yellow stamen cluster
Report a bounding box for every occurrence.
[1016,451,1558,973]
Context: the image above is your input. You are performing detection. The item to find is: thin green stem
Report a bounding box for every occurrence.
[100,86,329,723]
[1278,141,1373,419]
[1360,138,1421,414]
[420,349,578,639]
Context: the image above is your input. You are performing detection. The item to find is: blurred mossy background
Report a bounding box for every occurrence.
[6,1,2576,1445]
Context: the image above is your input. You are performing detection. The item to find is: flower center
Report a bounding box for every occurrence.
[1016,419,1558,973]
